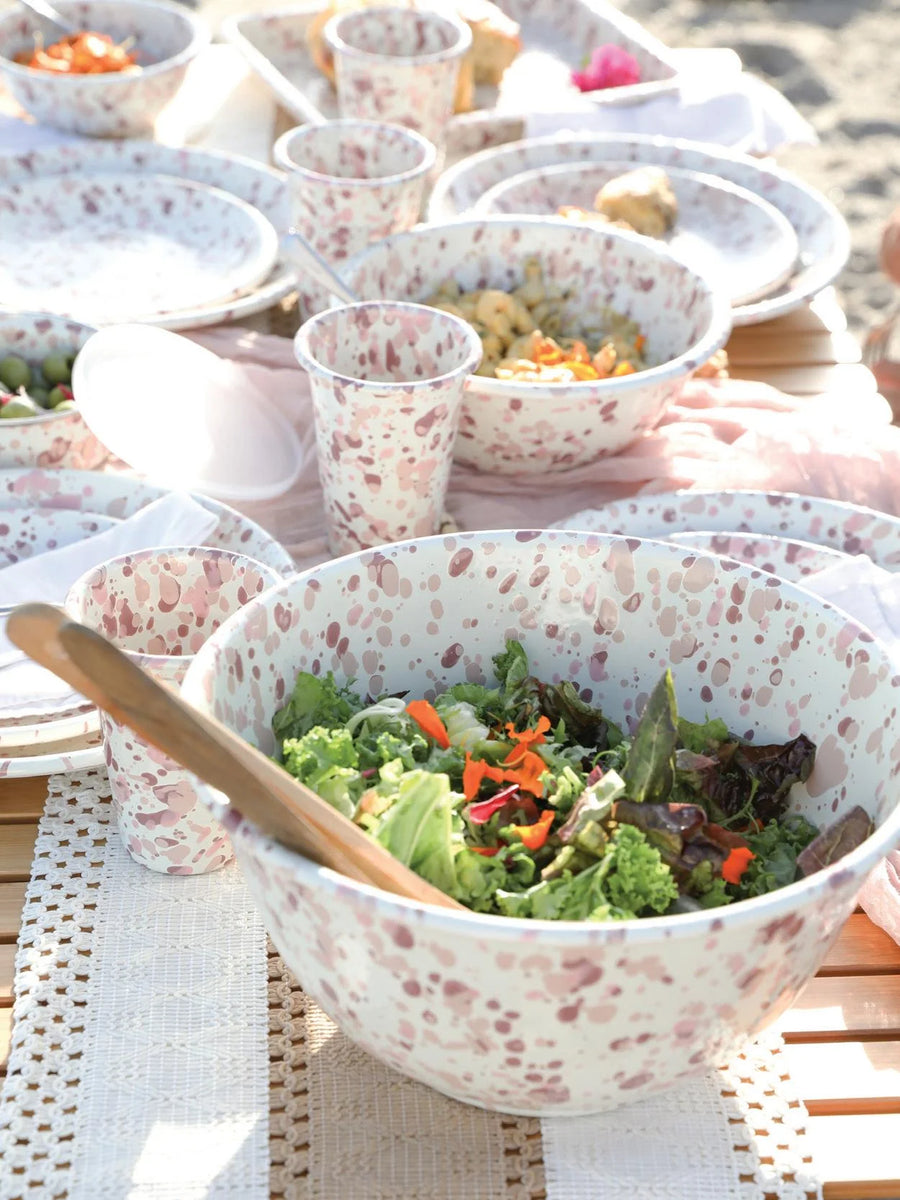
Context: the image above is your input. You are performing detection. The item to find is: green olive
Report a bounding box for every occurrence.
[47,385,74,409]
[27,386,50,407]
[0,395,40,419]
[41,353,72,386]
[0,355,31,392]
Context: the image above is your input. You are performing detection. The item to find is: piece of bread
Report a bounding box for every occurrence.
[305,0,518,111]
[594,167,678,239]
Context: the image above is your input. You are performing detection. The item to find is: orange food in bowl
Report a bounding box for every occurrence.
[15,30,140,74]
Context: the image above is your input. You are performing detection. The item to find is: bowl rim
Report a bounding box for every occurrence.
[181,528,900,941]
[0,310,95,428]
[339,215,734,397]
[0,0,210,83]
[292,299,485,388]
[322,4,472,69]
[272,119,437,189]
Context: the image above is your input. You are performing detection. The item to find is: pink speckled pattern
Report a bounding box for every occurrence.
[342,217,732,474]
[181,530,900,1115]
[0,466,295,574]
[65,546,281,874]
[0,142,293,332]
[0,507,117,567]
[294,302,482,554]
[0,312,106,470]
[0,0,208,138]
[2,173,278,326]
[429,133,851,328]
[661,531,849,581]
[555,490,900,571]
[474,160,800,308]
[273,119,434,320]
[323,6,471,146]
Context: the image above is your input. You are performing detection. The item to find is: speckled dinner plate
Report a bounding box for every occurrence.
[473,160,800,307]
[0,172,280,326]
[552,491,900,570]
[658,530,850,581]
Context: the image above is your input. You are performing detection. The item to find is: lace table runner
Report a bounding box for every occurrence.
[1,769,823,1200]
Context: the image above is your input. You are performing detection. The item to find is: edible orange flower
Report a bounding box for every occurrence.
[470,846,502,857]
[508,809,555,851]
[504,715,550,750]
[462,752,547,801]
[721,846,756,885]
[406,699,450,749]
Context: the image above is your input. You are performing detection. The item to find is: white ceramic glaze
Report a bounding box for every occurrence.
[1,172,279,325]
[274,119,435,319]
[0,505,119,567]
[0,142,294,332]
[66,545,281,874]
[0,0,208,138]
[553,491,900,571]
[181,529,900,1115]
[429,133,851,327]
[340,216,732,474]
[474,160,800,308]
[294,300,483,553]
[659,530,850,581]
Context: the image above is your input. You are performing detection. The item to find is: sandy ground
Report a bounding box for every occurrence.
[622,0,900,336]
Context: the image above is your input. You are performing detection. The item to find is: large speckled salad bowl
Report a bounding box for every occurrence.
[181,530,900,1115]
[338,217,731,474]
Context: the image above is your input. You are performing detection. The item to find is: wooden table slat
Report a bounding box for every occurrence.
[0,824,38,883]
[726,329,863,368]
[782,1042,900,1114]
[807,1115,900,1199]
[778,977,900,1040]
[821,915,900,976]
[0,882,28,942]
[0,943,16,1003]
[0,776,52,822]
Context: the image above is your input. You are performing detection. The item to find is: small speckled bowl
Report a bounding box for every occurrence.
[340,216,732,474]
[181,530,900,1115]
[0,312,108,471]
[0,0,209,138]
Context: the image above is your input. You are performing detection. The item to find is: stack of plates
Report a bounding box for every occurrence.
[0,142,294,331]
[552,490,900,579]
[0,468,295,779]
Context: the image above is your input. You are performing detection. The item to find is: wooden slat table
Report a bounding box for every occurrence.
[2,297,899,1198]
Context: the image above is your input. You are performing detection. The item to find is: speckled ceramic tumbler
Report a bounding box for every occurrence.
[293,301,482,556]
[65,546,281,875]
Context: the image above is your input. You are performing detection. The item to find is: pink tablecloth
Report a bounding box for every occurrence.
[191,327,900,571]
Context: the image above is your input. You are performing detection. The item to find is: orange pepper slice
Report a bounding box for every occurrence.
[562,360,600,381]
[406,699,450,749]
[612,362,636,376]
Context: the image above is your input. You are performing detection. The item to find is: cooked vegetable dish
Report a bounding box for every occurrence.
[274,640,873,920]
[423,257,649,382]
[15,31,140,74]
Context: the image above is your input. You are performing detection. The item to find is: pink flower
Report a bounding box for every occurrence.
[572,44,642,92]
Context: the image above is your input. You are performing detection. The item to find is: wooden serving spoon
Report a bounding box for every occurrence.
[7,603,465,911]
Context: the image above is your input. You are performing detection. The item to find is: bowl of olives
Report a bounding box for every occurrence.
[0,312,108,470]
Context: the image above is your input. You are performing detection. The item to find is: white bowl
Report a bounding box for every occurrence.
[181,529,900,1115]
[0,311,107,470]
[0,0,209,138]
[339,216,732,474]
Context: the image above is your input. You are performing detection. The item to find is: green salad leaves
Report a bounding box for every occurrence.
[273,642,872,920]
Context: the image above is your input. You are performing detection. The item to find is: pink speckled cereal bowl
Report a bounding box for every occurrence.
[0,312,108,471]
[66,545,282,875]
[0,0,209,138]
[181,530,900,1115]
[340,216,732,474]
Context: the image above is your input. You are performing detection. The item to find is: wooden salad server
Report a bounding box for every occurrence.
[7,603,466,911]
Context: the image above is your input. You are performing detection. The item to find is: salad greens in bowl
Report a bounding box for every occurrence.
[181,530,900,1115]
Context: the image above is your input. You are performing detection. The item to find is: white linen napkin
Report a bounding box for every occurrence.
[524,50,817,155]
[800,556,900,945]
[0,492,219,718]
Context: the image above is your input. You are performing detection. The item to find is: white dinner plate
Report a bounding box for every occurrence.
[473,160,799,307]
[658,530,850,582]
[0,143,294,332]
[429,133,850,326]
[0,172,280,326]
[552,491,900,570]
[0,506,120,567]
